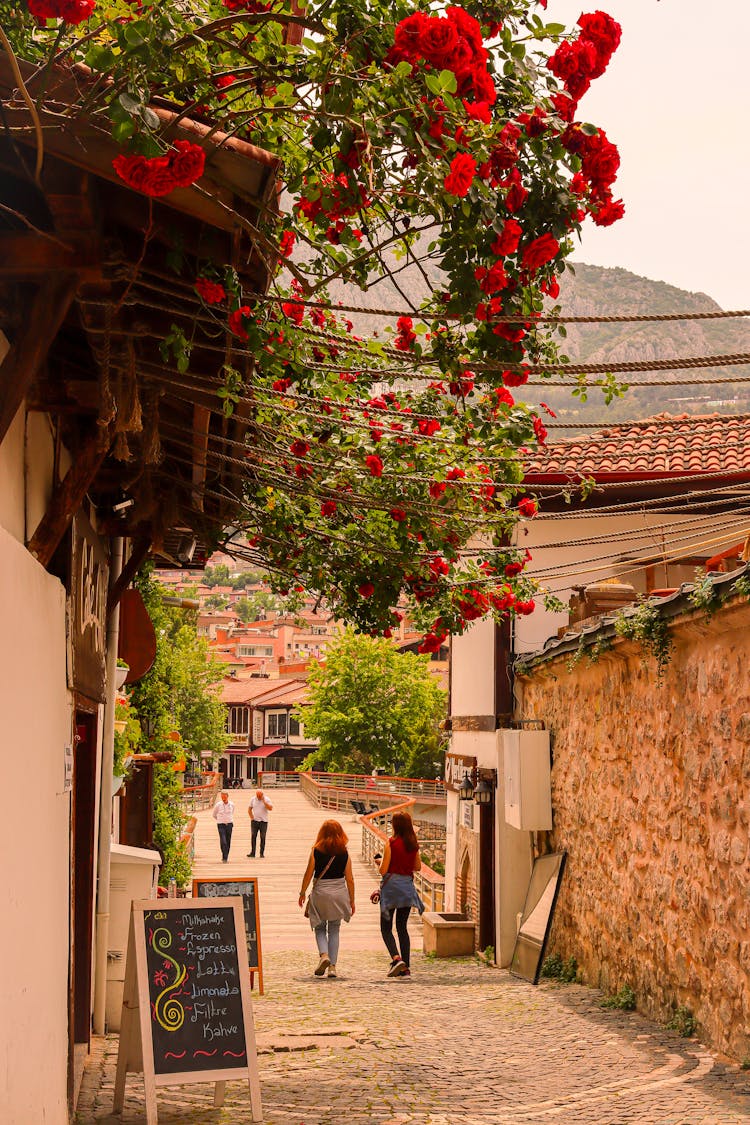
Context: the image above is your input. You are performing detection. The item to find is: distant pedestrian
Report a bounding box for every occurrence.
[247,789,273,857]
[212,790,234,863]
[378,810,424,978]
[298,819,355,979]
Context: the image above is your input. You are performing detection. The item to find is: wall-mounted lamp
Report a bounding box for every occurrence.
[458,767,497,804]
[458,770,475,801]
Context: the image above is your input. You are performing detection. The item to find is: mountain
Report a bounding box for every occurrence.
[542,262,750,426]
[326,259,750,427]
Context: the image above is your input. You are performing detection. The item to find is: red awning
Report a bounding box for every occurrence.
[248,744,282,757]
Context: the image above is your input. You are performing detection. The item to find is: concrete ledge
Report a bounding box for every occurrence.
[422,911,475,957]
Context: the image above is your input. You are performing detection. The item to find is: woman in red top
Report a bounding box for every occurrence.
[378,811,423,977]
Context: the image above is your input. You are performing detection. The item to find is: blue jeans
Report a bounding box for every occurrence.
[314,920,341,965]
[217,822,233,859]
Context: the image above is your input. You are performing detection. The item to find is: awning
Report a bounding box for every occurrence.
[249,744,283,757]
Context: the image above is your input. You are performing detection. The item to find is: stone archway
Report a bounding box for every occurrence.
[458,850,474,919]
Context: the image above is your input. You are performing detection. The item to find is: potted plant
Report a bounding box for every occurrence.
[115,658,130,691]
[113,702,140,794]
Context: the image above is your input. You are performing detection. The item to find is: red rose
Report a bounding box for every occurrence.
[29,0,95,23]
[357,582,375,598]
[444,152,476,197]
[392,12,431,60]
[394,316,417,351]
[493,322,526,343]
[521,232,560,271]
[505,181,528,212]
[272,377,292,393]
[281,301,305,325]
[533,416,548,444]
[168,140,205,188]
[494,386,515,407]
[491,218,522,256]
[591,195,625,226]
[578,11,622,78]
[419,17,460,69]
[504,561,524,578]
[470,67,496,105]
[321,500,337,517]
[280,230,296,258]
[290,439,310,458]
[463,100,491,123]
[429,480,446,499]
[515,599,536,616]
[518,497,538,518]
[502,369,529,387]
[195,277,226,305]
[446,5,483,49]
[390,507,407,522]
[417,418,441,436]
[418,629,448,654]
[365,454,383,477]
[228,306,252,340]
[479,261,508,295]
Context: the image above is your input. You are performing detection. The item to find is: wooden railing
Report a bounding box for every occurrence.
[259,770,301,788]
[360,803,445,914]
[180,771,222,812]
[298,771,445,913]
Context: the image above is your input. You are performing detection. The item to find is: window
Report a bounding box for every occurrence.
[268,712,287,739]
[227,706,249,735]
[289,716,301,737]
[237,644,274,657]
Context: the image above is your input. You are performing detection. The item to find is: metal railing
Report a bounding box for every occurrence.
[180,771,222,812]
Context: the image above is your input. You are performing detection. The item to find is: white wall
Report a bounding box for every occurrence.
[450,616,495,715]
[0,525,71,1124]
[513,510,722,653]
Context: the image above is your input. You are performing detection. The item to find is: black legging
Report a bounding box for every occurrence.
[380,906,411,967]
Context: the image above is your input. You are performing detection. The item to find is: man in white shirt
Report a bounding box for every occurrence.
[247,789,273,858]
[212,790,235,863]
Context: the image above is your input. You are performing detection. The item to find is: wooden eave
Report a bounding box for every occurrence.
[0,56,281,571]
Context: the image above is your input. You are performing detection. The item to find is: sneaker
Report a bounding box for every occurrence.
[400,968,411,978]
[247,853,255,858]
[328,965,337,979]
[314,954,330,977]
[387,958,406,977]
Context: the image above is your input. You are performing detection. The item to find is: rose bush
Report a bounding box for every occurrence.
[6,0,624,640]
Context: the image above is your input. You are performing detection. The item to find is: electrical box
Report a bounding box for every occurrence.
[502,729,552,830]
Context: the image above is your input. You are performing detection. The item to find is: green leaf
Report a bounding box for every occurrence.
[140,106,161,130]
[118,92,142,115]
[85,44,115,72]
[112,119,135,144]
[437,69,457,94]
[394,60,413,79]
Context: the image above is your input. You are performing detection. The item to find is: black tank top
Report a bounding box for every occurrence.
[313,847,348,878]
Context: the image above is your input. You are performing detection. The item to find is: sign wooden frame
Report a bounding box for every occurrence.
[192,877,264,994]
[114,898,262,1124]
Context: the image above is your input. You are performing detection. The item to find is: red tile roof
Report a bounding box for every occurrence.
[523,413,750,482]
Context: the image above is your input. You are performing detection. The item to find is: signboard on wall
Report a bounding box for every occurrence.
[252,711,263,745]
[444,753,477,792]
[71,514,109,702]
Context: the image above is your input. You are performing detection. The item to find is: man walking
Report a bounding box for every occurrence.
[212,790,235,863]
[247,789,273,858]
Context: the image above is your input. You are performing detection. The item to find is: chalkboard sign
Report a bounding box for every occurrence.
[114,899,262,1125]
[144,904,248,1074]
[192,878,263,993]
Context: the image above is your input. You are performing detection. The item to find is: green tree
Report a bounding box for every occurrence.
[128,567,230,886]
[205,593,230,610]
[299,630,446,776]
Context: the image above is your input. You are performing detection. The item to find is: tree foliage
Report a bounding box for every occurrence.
[4,0,624,644]
[128,566,229,884]
[299,629,446,775]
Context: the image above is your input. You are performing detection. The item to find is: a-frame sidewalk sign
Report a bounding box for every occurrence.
[113,898,262,1123]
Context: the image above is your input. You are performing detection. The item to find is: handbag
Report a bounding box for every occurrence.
[304,855,335,917]
[370,871,391,905]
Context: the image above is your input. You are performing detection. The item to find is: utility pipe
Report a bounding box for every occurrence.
[92,535,123,1036]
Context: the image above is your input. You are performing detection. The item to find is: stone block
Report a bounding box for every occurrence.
[421,912,476,957]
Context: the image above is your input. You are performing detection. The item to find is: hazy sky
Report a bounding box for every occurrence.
[547,0,750,308]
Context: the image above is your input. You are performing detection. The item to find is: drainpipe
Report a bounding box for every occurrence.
[93,536,123,1036]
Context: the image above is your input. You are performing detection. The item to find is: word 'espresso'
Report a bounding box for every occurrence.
[144,906,248,1075]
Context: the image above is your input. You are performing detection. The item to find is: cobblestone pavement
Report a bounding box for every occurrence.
[77,949,750,1125]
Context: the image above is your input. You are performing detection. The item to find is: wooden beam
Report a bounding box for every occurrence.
[107,532,152,616]
[28,425,113,568]
[192,405,210,513]
[0,233,100,278]
[0,274,78,444]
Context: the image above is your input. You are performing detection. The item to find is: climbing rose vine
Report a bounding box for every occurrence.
[7,0,624,641]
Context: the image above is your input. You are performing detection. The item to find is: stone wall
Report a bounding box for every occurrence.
[518,596,750,1060]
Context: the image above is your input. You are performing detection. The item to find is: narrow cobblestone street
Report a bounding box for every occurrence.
[75,790,750,1124]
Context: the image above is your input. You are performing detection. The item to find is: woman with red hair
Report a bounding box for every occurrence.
[378,810,424,977]
[298,819,355,979]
